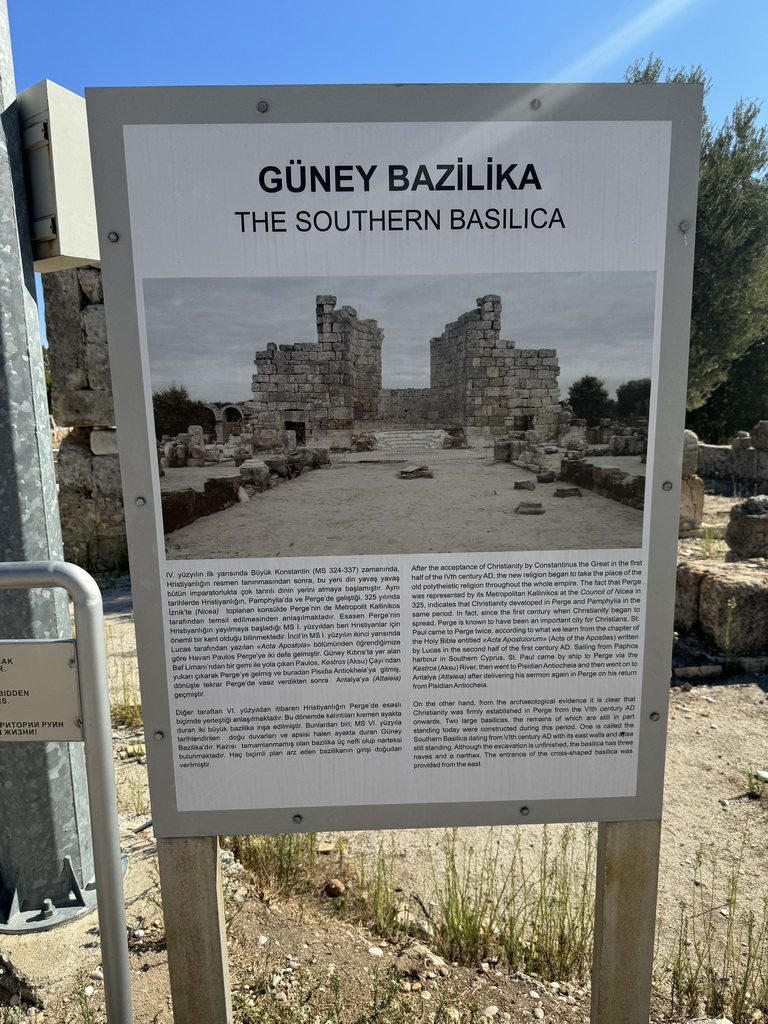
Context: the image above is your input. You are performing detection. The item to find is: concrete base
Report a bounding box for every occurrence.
[0,832,156,1007]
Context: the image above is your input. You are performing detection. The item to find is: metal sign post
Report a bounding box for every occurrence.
[0,561,133,1024]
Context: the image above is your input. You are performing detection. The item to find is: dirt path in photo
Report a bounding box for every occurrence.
[165,458,644,559]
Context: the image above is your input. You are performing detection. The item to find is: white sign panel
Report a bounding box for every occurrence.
[0,640,82,742]
[87,85,701,835]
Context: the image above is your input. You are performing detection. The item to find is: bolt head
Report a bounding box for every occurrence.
[154,731,164,741]
[650,712,660,722]
[257,100,269,113]
[662,481,673,491]
[530,99,541,110]
[520,806,530,816]
[135,496,146,507]
[107,231,119,243]
[292,814,303,824]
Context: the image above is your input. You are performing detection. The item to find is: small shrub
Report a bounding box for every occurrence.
[427,829,511,964]
[227,833,319,899]
[501,824,595,984]
[664,844,768,1024]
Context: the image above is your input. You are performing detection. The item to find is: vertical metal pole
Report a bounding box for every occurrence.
[0,1,95,924]
[156,836,232,1024]
[591,819,662,1024]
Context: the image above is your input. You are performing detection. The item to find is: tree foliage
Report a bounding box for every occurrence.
[626,56,768,412]
[567,375,614,425]
[152,385,214,440]
[686,339,768,443]
[615,378,651,419]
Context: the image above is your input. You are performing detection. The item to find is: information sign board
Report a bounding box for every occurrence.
[87,84,701,836]
[0,640,82,742]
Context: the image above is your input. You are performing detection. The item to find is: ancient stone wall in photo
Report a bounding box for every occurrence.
[431,295,560,441]
[250,297,383,448]
[251,294,561,444]
[374,388,446,429]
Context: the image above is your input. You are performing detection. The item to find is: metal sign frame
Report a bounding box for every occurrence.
[86,83,701,838]
[0,562,132,1023]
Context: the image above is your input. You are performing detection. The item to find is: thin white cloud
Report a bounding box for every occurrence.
[553,0,704,82]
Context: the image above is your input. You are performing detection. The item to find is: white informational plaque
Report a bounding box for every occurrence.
[87,84,701,836]
[0,640,82,742]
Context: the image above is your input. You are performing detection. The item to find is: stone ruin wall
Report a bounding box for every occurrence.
[696,421,768,494]
[250,297,383,448]
[373,388,448,430]
[430,295,560,442]
[42,266,126,571]
[251,294,561,444]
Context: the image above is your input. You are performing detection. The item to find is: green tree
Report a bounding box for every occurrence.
[626,56,768,412]
[152,385,214,440]
[687,339,768,443]
[567,375,614,425]
[615,378,651,419]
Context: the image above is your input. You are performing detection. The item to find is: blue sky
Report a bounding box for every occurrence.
[8,0,766,398]
[6,0,766,131]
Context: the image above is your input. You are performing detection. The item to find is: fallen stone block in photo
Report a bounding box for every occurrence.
[400,465,433,479]
[239,459,271,490]
[559,460,645,509]
[513,480,536,490]
[264,455,289,477]
[553,487,582,498]
[514,502,545,515]
[161,488,198,533]
[536,471,556,483]
[493,439,512,462]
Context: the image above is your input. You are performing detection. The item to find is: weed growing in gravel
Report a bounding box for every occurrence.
[699,524,726,559]
[116,765,151,816]
[233,967,470,1024]
[357,834,405,939]
[409,826,595,980]
[502,825,595,984]
[427,829,511,964]
[723,595,738,665]
[747,771,767,799]
[664,845,768,1024]
[106,627,143,728]
[227,833,320,899]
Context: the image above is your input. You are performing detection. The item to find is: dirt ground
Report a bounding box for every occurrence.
[28,492,768,1024]
[164,455,645,559]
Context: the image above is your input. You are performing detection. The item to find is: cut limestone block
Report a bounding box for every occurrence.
[400,465,433,479]
[515,502,544,515]
[676,559,768,655]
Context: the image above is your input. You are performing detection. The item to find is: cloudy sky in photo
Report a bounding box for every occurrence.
[143,272,656,404]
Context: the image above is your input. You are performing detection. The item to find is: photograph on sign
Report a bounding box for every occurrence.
[145,271,653,559]
[86,91,700,832]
